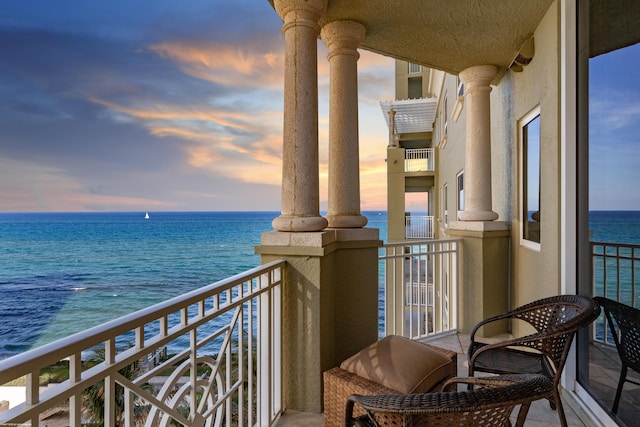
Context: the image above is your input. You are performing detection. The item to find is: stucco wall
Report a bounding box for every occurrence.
[435,76,466,235]
[491,1,561,324]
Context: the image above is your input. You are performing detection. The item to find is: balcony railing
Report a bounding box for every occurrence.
[404,148,435,172]
[0,260,284,427]
[592,241,640,345]
[405,215,434,239]
[380,239,460,340]
[0,239,462,426]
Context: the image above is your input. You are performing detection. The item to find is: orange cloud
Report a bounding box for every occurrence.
[149,41,284,88]
[89,96,284,182]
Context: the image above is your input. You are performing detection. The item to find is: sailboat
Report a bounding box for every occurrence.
[144,212,150,219]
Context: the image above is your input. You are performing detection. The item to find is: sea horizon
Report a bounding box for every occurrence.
[1,210,638,359]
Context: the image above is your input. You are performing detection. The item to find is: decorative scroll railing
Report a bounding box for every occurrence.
[591,241,640,345]
[380,240,460,340]
[404,148,435,172]
[0,260,284,427]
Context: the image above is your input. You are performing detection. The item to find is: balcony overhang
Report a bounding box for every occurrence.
[380,98,437,134]
[269,0,640,79]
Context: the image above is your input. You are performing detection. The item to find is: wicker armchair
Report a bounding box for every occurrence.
[593,296,640,414]
[345,374,554,427]
[468,295,600,427]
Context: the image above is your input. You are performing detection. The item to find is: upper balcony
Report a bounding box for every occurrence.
[404,148,435,173]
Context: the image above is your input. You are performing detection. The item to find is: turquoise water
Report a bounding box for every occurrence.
[0,211,388,358]
[1,210,637,359]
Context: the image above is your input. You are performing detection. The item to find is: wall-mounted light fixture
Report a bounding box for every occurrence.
[510,37,535,72]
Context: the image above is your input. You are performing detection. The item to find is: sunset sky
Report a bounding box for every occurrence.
[0,0,394,213]
[1,1,638,213]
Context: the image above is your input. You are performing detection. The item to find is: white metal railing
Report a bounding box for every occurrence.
[0,260,284,427]
[405,215,434,239]
[592,241,640,346]
[380,240,460,340]
[404,148,435,172]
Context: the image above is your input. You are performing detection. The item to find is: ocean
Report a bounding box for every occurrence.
[0,210,638,359]
[0,211,388,358]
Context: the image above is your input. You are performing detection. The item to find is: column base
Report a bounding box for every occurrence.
[458,210,499,221]
[325,214,368,228]
[272,214,328,232]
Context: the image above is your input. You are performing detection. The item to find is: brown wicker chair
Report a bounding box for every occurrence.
[468,295,600,427]
[345,374,554,427]
[593,296,640,415]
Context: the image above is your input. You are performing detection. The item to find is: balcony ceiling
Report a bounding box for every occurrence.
[319,0,554,77]
[269,1,640,77]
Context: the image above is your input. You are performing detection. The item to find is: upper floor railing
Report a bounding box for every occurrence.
[405,148,435,172]
[592,241,640,345]
[405,215,434,239]
[380,239,460,340]
[0,260,285,427]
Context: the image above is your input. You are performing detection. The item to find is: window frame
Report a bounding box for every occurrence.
[456,171,464,218]
[519,106,542,250]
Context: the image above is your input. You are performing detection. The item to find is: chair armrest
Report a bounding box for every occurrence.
[468,330,552,369]
[345,374,553,422]
[467,311,522,354]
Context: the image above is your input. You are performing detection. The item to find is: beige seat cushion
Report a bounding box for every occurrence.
[339,335,453,394]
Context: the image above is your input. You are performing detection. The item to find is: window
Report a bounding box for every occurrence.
[443,94,448,137]
[408,62,422,74]
[520,108,541,245]
[457,172,464,213]
[442,184,449,227]
[456,76,464,100]
[408,77,422,99]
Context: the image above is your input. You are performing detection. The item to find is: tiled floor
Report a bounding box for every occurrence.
[588,341,640,426]
[277,333,587,426]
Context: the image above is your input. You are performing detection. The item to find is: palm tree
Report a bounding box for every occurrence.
[82,347,150,426]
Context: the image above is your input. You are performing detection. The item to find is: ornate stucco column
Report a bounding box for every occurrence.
[458,65,499,221]
[272,0,328,232]
[321,20,368,228]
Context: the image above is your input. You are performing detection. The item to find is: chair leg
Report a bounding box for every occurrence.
[612,365,628,415]
[514,402,531,427]
[553,387,568,427]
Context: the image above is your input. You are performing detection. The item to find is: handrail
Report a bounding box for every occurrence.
[0,260,285,427]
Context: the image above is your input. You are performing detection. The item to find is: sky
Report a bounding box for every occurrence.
[0,0,395,213]
[589,42,640,210]
[1,2,638,213]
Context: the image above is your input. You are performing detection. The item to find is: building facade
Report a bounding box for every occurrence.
[263,0,639,425]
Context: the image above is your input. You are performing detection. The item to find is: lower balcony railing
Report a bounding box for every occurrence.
[0,260,284,427]
[405,215,434,239]
[591,241,640,345]
[380,239,460,340]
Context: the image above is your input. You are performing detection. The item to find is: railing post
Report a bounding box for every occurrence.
[105,338,116,427]
[69,353,82,427]
[258,279,272,425]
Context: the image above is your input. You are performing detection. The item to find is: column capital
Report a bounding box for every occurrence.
[274,0,327,22]
[459,65,497,89]
[321,20,366,59]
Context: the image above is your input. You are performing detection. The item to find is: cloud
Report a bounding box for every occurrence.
[149,41,284,89]
[0,0,394,212]
[0,157,177,212]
